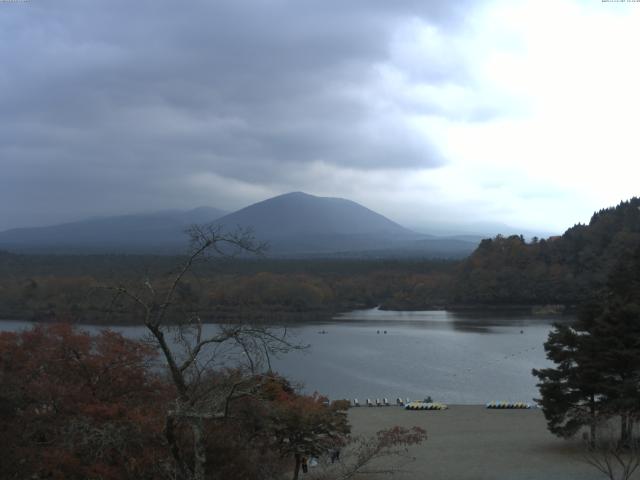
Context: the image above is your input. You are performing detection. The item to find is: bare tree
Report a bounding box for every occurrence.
[307,426,427,480]
[109,224,299,480]
[583,421,640,480]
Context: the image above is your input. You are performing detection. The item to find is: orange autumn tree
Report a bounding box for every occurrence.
[0,324,167,480]
[252,375,351,480]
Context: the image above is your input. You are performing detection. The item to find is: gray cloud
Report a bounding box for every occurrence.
[0,0,477,229]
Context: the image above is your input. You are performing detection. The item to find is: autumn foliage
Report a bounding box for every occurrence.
[0,324,167,479]
[0,326,345,480]
[0,325,426,479]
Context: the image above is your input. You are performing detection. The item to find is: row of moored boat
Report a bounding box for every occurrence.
[350,398,533,410]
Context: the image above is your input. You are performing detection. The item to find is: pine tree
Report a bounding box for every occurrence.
[534,245,640,445]
[583,246,640,445]
[533,322,604,445]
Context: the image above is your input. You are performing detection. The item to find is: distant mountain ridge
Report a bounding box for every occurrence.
[0,192,480,257]
[0,207,227,253]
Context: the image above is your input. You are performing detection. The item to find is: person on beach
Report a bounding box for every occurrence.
[331,448,341,463]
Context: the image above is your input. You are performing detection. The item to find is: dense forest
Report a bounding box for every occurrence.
[1,198,639,323]
[0,253,455,323]
[451,197,640,309]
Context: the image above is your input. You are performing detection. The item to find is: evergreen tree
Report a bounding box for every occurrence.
[534,245,640,445]
[533,322,604,445]
[583,246,640,444]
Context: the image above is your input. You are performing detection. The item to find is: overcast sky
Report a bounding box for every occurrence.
[1,0,639,233]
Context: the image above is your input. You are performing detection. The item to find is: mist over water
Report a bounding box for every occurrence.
[0,309,564,404]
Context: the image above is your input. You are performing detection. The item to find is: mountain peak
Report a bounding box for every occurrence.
[278,191,312,198]
[212,192,418,254]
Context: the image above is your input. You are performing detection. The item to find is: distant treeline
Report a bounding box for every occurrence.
[451,197,640,308]
[2,197,639,322]
[0,253,456,323]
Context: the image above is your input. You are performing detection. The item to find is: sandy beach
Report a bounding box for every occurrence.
[347,406,612,480]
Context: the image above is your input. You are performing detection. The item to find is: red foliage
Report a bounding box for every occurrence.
[376,425,427,449]
[1,327,412,480]
[0,323,168,479]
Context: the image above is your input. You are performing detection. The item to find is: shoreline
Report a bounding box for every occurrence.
[0,304,573,327]
[379,303,573,315]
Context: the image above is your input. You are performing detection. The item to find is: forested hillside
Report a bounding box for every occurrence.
[0,253,455,323]
[451,198,640,307]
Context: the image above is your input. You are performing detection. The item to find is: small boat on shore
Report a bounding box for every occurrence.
[405,401,448,411]
[486,401,531,409]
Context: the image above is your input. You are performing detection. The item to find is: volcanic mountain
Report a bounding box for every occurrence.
[0,193,479,257]
[212,192,471,256]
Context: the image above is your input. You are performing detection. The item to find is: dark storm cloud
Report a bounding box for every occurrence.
[0,0,475,229]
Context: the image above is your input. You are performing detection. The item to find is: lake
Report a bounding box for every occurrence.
[0,308,564,404]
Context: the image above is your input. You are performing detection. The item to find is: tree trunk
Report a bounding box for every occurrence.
[589,395,597,449]
[292,453,301,480]
[147,323,188,396]
[165,414,191,479]
[620,413,631,447]
[191,417,207,480]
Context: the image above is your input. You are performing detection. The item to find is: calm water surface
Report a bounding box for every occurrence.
[0,309,565,404]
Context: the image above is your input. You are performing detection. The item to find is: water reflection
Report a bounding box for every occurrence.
[333,307,564,334]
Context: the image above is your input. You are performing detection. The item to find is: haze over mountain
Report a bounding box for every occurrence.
[407,220,557,242]
[213,192,418,253]
[0,207,227,254]
[0,192,482,257]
